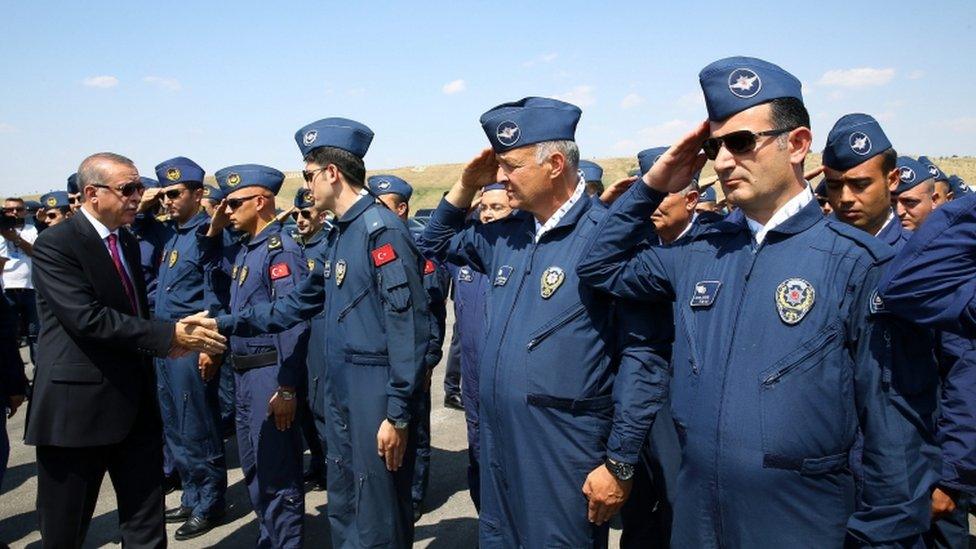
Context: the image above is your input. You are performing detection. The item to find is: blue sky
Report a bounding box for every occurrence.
[1,1,974,196]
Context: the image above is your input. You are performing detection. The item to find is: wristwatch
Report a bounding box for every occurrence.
[387,417,409,430]
[605,458,635,481]
[276,388,296,401]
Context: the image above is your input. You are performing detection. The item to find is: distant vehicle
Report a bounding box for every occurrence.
[414,208,435,218]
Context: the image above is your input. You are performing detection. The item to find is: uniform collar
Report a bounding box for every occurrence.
[745,186,814,245]
[244,220,281,248]
[177,211,210,232]
[303,225,328,247]
[534,176,588,242]
[875,211,907,245]
[336,194,375,226]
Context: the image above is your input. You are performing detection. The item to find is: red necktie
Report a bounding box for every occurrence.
[106,233,138,314]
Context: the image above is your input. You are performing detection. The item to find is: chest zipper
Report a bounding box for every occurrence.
[762,328,839,386]
[527,305,586,350]
[337,289,370,322]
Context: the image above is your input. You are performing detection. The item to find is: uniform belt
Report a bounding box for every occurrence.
[231,351,278,372]
[525,393,613,412]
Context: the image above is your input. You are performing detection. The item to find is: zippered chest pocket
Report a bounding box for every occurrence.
[524,303,597,401]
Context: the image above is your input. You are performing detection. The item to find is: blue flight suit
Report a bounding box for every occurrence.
[217,195,431,548]
[877,217,976,548]
[418,193,673,548]
[214,228,243,432]
[448,261,489,511]
[298,226,330,486]
[576,183,940,547]
[224,223,309,548]
[410,225,451,511]
[879,191,976,338]
[133,212,227,519]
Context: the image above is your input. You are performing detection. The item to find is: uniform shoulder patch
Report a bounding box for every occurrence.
[363,207,391,236]
[824,220,895,264]
[371,243,398,267]
[424,259,436,275]
[270,262,291,280]
[267,235,282,250]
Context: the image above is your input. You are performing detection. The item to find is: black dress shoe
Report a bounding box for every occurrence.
[443,394,464,410]
[163,474,182,495]
[174,515,218,541]
[165,506,193,524]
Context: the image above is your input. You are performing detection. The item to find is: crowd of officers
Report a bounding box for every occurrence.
[6,54,976,548]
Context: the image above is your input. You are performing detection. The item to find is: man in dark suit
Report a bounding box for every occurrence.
[25,152,227,548]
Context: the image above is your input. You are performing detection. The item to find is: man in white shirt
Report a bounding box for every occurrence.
[2,197,39,363]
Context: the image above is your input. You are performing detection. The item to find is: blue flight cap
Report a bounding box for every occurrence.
[24,200,42,212]
[578,160,603,183]
[948,175,969,195]
[294,187,314,208]
[917,156,949,182]
[484,182,507,192]
[822,113,892,171]
[637,147,668,176]
[202,185,223,202]
[295,117,374,159]
[215,164,285,196]
[480,97,581,153]
[67,173,79,194]
[699,186,717,202]
[814,178,828,197]
[155,157,205,187]
[894,156,934,194]
[368,175,413,201]
[699,56,803,122]
[140,176,159,189]
[40,191,69,209]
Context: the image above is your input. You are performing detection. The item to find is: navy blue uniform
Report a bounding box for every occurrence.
[132,211,227,519]
[225,223,309,548]
[418,191,672,548]
[577,183,940,547]
[218,195,431,548]
[298,226,330,486]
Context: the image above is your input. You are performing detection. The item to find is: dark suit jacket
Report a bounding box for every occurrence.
[25,211,174,447]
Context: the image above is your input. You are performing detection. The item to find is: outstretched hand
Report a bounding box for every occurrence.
[644,121,710,194]
[174,312,225,355]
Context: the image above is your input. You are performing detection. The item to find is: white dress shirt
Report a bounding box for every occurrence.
[745,186,814,246]
[80,207,135,284]
[535,176,586,242]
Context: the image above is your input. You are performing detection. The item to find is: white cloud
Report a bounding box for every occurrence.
[522,52,558,68]
[82,75,119,88]
[0,123,16,134]
[907,70,925,80]
[675,90,704,109]
[553,85,595,107]
[620,93,644,110]
[142,76,182,91]
[614,119,693,152]
[817,68,895,88]
[442,79,466,95]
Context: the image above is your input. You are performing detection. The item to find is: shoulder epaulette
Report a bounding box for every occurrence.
[824,219,895,263]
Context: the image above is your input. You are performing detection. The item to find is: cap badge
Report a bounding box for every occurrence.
[227,173,242,187]
[899,166,916,183]
[166,168,181,181]
[303,130,318,147]
[728,68,762,98]
[849,132,872,156]
[496,121,521,147]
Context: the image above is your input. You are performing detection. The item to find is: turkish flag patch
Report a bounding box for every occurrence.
[270,263,291,280]
[371,243,397,267]
[424,259,436,275]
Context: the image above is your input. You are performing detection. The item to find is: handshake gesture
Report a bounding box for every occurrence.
[170,311,225,358]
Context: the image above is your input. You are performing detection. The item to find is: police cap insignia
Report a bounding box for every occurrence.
[166,167,181,182]
[227,173,242,187]
[775,278,815,325]
[495,121,521,147]
[45,197,57,207]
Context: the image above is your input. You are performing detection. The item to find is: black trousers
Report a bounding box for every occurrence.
[36,422,166,549]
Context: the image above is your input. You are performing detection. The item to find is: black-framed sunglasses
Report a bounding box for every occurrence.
[225,194,266,210]
[702,127,796,160]
[302,167,327,183]
[290,209,313,221]
[45,211,62,220]
[2,207,25,213]
[92,182,145,197]
[68,196,79,204]
[160,188,186,200]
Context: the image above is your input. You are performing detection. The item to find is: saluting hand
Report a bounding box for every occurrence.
[804,165,825,182]
[207,200,231,236]
[644,120,710,194]
[460,148,500,190]
[376,419,408,472]
[138,187,161,213]
[599,175,639,206]
[275,207,296,224]
[582,464,633,525]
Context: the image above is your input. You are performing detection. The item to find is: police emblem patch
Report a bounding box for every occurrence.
[494,265,513,286]
[690,280,722,307]
[899,166,916,183]
[849,132,872,156]
[238,265,249,287]
[303,130,318,147]
[496,121,521,147]
[728,68,762,99]
[775,278,815,325]
[307,259,315,271]
[335,259,347,287]
[203,187,211,197]
[540,266,565,299]
[232,264,239,279]
[458,266,473,283]
[869,289,886,314]
[227,173,242,187]
[168,249,178,268]
[166,167,181,181]
[45,197,57,207]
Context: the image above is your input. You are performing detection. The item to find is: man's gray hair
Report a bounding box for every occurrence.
[534,140,580,173]
[678,177,701,197]
[77,152,136,201]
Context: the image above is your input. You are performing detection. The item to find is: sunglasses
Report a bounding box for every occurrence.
[45,211,61,220]
[225,194,267,210]
[302,167,327,183]
[92,182,145,197]
[68,196,79,204]
[159,188,185,200]
[2,207,25,213]
[702,127,795,160]
[290,209,314,221]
